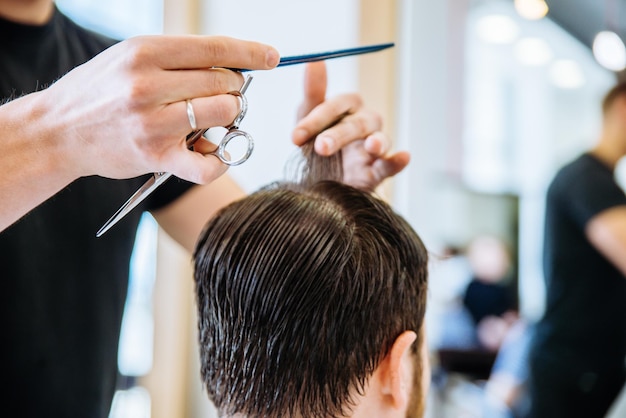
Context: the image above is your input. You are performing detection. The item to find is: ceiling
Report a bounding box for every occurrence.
[542,0,626,50]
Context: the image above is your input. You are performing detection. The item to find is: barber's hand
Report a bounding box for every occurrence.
[291,62,410,191]
[38,35,279,184]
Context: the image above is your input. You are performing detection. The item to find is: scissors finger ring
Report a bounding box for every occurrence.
[96,44,397,237]
[96,75,254,237]
[209,82,253,166]
[211,129,254,166]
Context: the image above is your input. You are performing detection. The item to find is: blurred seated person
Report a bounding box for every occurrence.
[192,143,430,418]
[435,236,529,417]
[463,235,518,352]
[435,235,518,353]
[484,319,534,418]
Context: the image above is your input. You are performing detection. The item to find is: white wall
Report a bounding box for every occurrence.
[394,0,470,250]
[199,0,360,193]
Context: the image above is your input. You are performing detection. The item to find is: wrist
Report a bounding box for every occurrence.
[6,91,81,185]
[0,91,83,230]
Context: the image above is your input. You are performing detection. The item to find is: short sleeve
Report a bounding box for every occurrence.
[554,156,626,229]
[144,177,195,211]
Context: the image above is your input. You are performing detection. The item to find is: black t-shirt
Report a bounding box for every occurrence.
[463,278,516,325]
[535,153,626,369]
[0,8,193,417]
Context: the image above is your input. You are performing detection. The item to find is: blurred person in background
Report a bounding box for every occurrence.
[463,235,519,353]
[526,82,626,417]
[434,235,518,353]
[430,236,529,417]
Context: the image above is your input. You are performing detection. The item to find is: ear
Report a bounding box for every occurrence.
[377,330,418,411]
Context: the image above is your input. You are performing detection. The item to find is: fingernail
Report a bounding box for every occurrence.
[319,135,335,154]
[266,48,280,68]
[364,135,380,152]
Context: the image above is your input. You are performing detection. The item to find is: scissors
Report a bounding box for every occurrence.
[96,42,395,237]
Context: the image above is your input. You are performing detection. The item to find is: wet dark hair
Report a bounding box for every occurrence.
[193,144,428,417]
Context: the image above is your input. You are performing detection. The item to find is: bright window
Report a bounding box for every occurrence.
[56,0,163,39]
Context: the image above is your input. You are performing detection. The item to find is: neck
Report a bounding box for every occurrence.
[0,0,54,25]
[590,129,626,170]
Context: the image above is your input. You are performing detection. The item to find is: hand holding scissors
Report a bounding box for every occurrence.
[97,42,394,237]
[96,75,254,237]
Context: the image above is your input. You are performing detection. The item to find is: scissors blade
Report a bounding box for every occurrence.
[96,172,172,237]
[96,75,254,237]
[96,129,204,238]
[97,129,206,238]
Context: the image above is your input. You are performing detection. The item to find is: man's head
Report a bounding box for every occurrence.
[602,81,626,117]
[599,81,626,156]
[193,178,429,418]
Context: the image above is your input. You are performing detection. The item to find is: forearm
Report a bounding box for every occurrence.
[151,174,246,253]
[0,34,279,233]
[586,206,626,277]
[0,92,78,231]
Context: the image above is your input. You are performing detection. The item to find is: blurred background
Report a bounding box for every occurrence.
[54,0,626,416]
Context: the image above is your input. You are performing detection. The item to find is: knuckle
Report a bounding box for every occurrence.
[327,100,344,117]
[353,94,364,109]
[334,93,362,113]
[370,111,383,129]
[354,109,382,134]
[127,78,153,104]
[123,37,154,69]
[118,40,157,107]
[248,48,257,68]
[208,69,235,94]
[353,115,369,134]
[214,95,239,125]
[204,37,230,62]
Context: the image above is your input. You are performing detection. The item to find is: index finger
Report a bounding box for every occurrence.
[292,93,363,146]
[143,35,280,70]
[297,62,328,120]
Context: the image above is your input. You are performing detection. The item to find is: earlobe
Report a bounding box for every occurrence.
[378,330,418,410]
